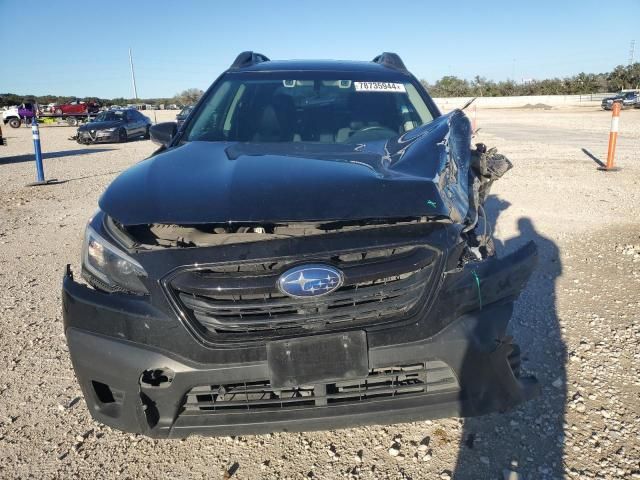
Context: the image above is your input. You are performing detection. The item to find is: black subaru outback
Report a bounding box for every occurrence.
[62,52,539,438]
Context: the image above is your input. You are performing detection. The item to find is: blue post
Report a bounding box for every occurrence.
[31,117,45,183]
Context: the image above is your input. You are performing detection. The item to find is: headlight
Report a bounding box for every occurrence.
[82,224,148,295]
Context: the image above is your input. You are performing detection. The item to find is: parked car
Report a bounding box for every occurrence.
[601,91,640,110]
[40,102,56,113]
[2,103,36,128]
[52,99,100,115]
[63,51,538,438]
[175,105,193,129]
[76,108,151,144]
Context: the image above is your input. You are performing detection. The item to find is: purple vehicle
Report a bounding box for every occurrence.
[2,103,36,128]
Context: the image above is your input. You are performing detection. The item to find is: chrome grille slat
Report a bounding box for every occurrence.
[180,275,424,318]
[168,246,438,339]
[190,294,421,331]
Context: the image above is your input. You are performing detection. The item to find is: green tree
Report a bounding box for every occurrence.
[429,76,471,97]
[607,65,629,91]
[174,88,204,106]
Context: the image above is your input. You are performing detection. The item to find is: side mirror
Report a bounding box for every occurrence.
[150,122,177,147]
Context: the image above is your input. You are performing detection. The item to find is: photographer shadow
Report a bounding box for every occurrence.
[453,196,566,479]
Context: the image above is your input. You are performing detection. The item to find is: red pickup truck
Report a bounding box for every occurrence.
[52,99,100,115]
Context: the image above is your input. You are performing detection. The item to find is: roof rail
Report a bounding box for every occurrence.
[372,52,407,72]
[230,51,270,69]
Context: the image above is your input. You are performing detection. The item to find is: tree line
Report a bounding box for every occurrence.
[1,64,639,107]
[0,88,204,109]
[421,63,640,97]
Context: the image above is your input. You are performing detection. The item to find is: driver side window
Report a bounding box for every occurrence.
[187,82,234,141]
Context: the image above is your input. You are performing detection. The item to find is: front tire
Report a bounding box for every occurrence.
[8,118,21,128]
[118,128,127,143]
[54,108,63,115]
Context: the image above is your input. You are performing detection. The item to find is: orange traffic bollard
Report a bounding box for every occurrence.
[600,102,621,171]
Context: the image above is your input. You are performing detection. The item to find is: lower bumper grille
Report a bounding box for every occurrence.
[181,361,459,414]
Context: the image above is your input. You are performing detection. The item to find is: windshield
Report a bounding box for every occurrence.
[185,77,434,144]
[93,111,124,122]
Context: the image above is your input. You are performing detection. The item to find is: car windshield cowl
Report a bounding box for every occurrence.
[183,72,437,146]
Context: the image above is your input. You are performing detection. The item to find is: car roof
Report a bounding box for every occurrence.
[234,59,413,77]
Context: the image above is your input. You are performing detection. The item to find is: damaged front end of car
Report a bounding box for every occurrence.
[63,109,539,438]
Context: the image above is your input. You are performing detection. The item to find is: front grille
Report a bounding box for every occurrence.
[167,246,440,340]
[180,269,427,332]
[181,361,459,414]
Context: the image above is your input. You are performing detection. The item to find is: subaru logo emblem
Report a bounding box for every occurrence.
[278,264,344,298]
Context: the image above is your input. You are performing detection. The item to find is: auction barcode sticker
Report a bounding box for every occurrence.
[354,82,406,92]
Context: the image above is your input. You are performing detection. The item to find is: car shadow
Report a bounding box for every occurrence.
[64,170,124,183]
[77,137,150,145]
[453,195,566,479]
[0,148,115,165]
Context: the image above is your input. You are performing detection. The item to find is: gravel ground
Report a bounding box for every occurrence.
[0,107,638,479]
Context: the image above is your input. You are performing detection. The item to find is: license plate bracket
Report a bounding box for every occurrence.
[267,331,368,389]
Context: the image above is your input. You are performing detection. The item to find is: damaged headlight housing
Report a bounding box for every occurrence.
[82,224,148,295]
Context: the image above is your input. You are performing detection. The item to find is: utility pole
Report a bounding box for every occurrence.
[629,40,636,66]
[129,48,138,100]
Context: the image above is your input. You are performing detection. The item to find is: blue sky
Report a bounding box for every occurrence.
[1,0,638,98]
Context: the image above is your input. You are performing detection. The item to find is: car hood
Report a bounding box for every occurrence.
[2,108,18,118]
[79,120,123,131]
[100,110,472,225]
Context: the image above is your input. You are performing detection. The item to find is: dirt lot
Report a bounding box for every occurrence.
[1,107,639,479]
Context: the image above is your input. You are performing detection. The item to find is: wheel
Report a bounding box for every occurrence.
[54,108,63,115]
[144,126,150,139]
[67,117,78,127]
[8,118,21,128]
[118,128,128,143]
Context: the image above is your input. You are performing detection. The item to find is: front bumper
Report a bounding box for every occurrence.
[77,130,117,144]
[63,241,540,438]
